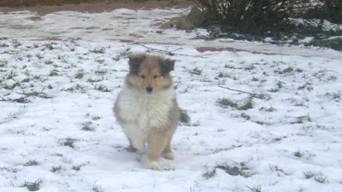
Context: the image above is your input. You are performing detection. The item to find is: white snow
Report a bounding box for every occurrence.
[1,8,342,60]
[0,8,342,192]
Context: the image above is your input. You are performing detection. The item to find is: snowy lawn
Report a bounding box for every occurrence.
[1,8,342,192]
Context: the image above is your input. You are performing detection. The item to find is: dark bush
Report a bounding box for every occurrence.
[309,38,342,50]
[192,0,342,35]
[327,0,342,23]
[192,0,311,35]
[305,0,342,24]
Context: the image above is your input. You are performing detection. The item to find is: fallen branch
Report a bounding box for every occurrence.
[134,43,207,58]
[218,85,270,100]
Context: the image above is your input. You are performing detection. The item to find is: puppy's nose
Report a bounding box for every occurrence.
[146,86,153,94]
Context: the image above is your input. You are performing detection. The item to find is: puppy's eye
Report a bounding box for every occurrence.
[140,75,145,79]
[153,75,159,79]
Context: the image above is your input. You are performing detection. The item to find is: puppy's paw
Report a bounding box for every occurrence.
[162,152,174,160]
[135,151,145,162]
[127,145,137,153]
[148,161,160,170]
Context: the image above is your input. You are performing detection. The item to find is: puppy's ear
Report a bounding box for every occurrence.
[160,58,175,76]
[128,54,145,74]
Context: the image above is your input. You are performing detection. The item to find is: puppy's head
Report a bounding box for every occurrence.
[126,53,175,95]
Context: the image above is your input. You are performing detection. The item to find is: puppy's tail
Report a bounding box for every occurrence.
[180,109,191,124]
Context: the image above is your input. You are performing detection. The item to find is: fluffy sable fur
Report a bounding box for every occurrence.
[113,53,189,170]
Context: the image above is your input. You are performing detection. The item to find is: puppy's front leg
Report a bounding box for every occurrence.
[127,138,137,152]
[147,128,169,170]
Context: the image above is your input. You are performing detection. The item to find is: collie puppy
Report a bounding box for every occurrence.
[113,53,189,169]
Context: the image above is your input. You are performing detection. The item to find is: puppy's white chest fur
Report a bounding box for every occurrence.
[116,86,174,131]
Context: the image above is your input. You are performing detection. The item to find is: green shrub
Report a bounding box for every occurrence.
[309,38,342,50]
[328,0,342,23]
[192,0,342,34]
[192,0,310,35]
[307,0,342,24]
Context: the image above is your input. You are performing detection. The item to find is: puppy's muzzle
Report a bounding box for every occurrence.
[146,86,153,94]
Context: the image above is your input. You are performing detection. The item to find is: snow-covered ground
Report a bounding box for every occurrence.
[1,9,342,60]
[1,8,342,192]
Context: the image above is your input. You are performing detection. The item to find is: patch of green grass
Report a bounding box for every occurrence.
[218,98,238,108]
[94,84,111,92]
[276,81,283,89]
[95,59,105,64]
[23,91,52,99]
[0,97,30,103]
[90,48,105,54]
[44,42,55,50]
[309,38,342,51]
[325,92,341,102]
[291,115,312,124]
[190,67,202,75]
[259,106,276,112]
[44,60,53,65]
[247,185,262,192]
[269,165,289,176]
[244,65,256,71]
[303,171,329,183]
[275,67,294,75]
[3,82,20,90]
[81,121,96,131]
[62,84,86,93]
[35,54,44,60]
[298,82,313,91]
[202,168,216,179]
[94,69,107,75]
[314,173,328,184]
[49,69,59,76]
[75,69,85,79]
[50,166,62,173]
[240,112,251,120]
[59,138,77,148]
[87,78,103,83]
[217,72,224,78]
[22,180,42,191]
[251,77,259,81]
[72,165,82,171]
[21,78,30,83]
[117,48,131,59]
[215,162,254,177]
[6,70,17,80]
[217,98,253,110]
[24,160,39,166]
[294,151,304,158]
[0,59,8,67]
[14,97,30,103]
[91,116,101,121]
[0,43,9,48]
[92,186,103,192]
[203,162,254,178]
[304,171,315,179]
